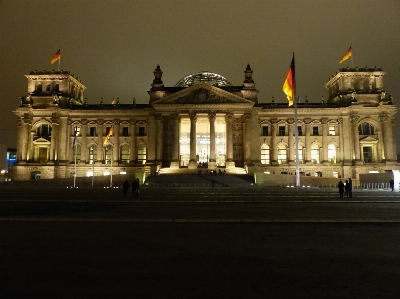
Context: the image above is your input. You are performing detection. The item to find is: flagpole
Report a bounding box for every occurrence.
[58,48,61,71]
[92,160,94,187]
[292,52,300,187]
[110,148,113,188]
[74,141,77,188]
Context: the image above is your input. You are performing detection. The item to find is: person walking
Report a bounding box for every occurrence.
[135,178,140,197]
[122,179,130,197]
[132,179,137,197]
[345,180,349,198]
[338,180,345,198]
[390,178,394,192]
[348,178,353,198]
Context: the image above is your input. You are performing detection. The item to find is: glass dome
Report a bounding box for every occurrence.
[174,71,232,87]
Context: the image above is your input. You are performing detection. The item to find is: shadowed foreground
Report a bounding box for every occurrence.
[1,186,400,298]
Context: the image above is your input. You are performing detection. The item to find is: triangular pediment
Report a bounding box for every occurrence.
[359,136,378,143]
[152,83,254,107]
[33,137,51,145]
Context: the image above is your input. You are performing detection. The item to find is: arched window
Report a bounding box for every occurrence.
[46,84,51,92]
[88,145,97,164]
[104,145,113,164]
[277,144,287,164]
[36,124,52,138]
[137,144,147,164]
[311,143,320,164]
[328,144,336,163]
[358,122,374,135]
[261,144,270,164]
[36,83,42,93]
[120,145,130,164]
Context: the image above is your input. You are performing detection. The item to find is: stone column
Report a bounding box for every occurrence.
[97,120,104,163]
[380,114,395,162]
[270,118,278,165]
[208,112,216,169]
[342,116,352,164]
[304,118,312,163]
[20,117,30,161]
[129,120,136,163]
[249,114,260,165]
[58,117,68,162]
[338,118,344,163]
[28,131,35,162]
[147,115,156,164]
[188,113,198,169]
[243,114,251,164]
[80,120,87,163]
[66,121,71,162]
[50,118,57,161]
[28,126,34,162]
[321,118,328,163]
[350,115,360,161]
[155,114,163,164]
[377,128,384,162]
[287,118,294,163]
[113,120,120,164]
[170,114,180,169]
[225,113,234,169]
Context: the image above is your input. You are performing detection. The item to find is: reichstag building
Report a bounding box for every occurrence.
[12,64,399,180]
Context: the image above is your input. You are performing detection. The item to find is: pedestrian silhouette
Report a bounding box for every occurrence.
[338,180,344,198]
[122,179,129,197]
[390,178,394,191]
[348,178,353,198]
[135,178,140,197]
[132,179,137,197]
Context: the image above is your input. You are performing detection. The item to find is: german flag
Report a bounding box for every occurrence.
[51,49,61,64]
[103,126,113,146]
[339,47,352,63]
[282,53,295,107]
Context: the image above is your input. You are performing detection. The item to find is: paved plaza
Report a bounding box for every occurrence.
[1,185,400,298]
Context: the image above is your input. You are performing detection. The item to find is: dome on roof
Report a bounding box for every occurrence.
[174,71,232,87]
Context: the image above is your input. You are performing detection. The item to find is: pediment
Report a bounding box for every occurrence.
[359,136,378,143]
[33,137,51,145]
[152,83,254,107]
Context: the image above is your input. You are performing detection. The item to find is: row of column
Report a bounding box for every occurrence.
[153,113,236,166]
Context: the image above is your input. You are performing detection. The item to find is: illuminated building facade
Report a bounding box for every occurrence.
[11,65,399,180]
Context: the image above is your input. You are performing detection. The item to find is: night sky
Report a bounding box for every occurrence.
[1,0,399,149]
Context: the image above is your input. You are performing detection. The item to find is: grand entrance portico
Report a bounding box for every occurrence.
[150,82,255,170]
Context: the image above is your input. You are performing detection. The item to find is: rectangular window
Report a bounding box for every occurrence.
[122,127,129,136]
[297,126,302,136]
[363,146,373,163]
[89,127,96,136]
[312,126,319,136]
[262,126,269,136]
[329,126,335,135]
[278,126,285,136]
[138,126,146,136]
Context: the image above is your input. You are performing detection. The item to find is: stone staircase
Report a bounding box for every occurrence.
[144,171,254,188]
